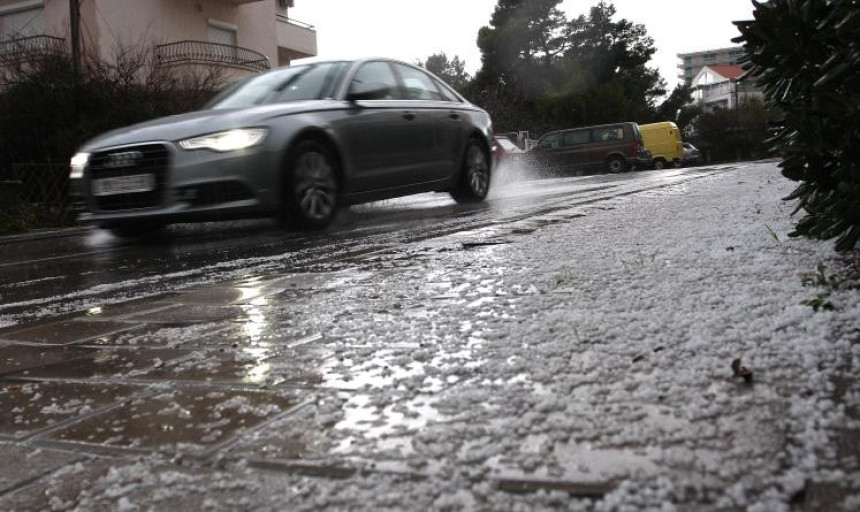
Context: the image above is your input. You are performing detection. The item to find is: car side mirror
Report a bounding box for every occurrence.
[346,82,391,102]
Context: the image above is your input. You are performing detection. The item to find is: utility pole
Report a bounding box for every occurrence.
[69,0,81,74]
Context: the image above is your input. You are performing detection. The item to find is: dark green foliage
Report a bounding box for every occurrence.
[0,51,221,170]
[656,84,693,126]
[419,53,471,92]
[734,0,860,252]
[472,1,665,134]
[0,48,222,233]
[687,97,774,162]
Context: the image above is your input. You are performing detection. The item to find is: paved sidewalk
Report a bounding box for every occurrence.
[0,162,857,511]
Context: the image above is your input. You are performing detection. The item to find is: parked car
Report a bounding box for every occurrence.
[493,135,524,167]
[69,58,495,237]
[524,122,651,174]
[682,142,702,166]
[639,121,684,169]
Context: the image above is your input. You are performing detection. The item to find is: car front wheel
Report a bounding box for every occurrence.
[283,140,339,229]
[653,158,667,170]
[450,139,490,203]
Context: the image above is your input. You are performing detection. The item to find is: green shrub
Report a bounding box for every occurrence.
[734,0,860,252]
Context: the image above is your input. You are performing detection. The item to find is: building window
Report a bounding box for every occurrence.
[685,66,693,76]
[0,3,44,41]
[208,21,237,47]
[207,20,238,61]
[702,53,717,62]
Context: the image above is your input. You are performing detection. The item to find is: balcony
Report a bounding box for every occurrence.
[0,35,65,64]
[276,15,317,66]
[155,40,270,72]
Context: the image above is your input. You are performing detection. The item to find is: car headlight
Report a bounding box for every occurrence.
[70,152,89,179]
[178,128,268,152]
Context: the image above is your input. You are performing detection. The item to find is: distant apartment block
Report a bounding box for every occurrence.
[677,46,745,87]
[0,0,317,78]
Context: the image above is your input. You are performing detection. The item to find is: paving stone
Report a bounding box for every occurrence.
[6,348,190,381]
[47,387,301,454]
[0,381,142,439]
[0,443,83,494]
[138,344,332,388]
[82,300,176,319]
[0,345,96,377]
[0,456,265,511]
[125,305,245,325]
[0,320,140,346]
[84,323,234,349]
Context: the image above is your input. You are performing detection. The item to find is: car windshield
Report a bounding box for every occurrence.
[207,62,346,109]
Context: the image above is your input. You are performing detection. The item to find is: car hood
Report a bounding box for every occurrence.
[80,100,338,151]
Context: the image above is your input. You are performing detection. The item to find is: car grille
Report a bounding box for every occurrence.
[88,144,170,211]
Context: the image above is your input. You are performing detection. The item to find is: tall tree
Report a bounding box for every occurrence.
[655,83,693,125]
[473,1,666,134]
[419,53,471,92]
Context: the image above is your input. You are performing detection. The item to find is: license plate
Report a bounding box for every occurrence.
[92,174,156,196]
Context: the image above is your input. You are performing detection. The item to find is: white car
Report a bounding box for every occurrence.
[682,142,701,165]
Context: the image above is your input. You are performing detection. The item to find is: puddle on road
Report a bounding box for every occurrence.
[0,381,141,439]
[174,286,264,306]
[0,319,140,346]
[48,387,300,454]
[124,305,246,325]
[139,343,332,388]
[7,348,190,381]
[84,323,237,348]
[0,345,96,377]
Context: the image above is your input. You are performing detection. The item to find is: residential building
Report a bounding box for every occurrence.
[691,64,763,110]
[0,0,317,79]
[677,46,745,87]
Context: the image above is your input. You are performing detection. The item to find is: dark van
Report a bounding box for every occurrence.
[527,122,652,174]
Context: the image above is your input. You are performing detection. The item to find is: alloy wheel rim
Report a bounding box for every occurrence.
[294,151,337,221]
[467,145,489,195]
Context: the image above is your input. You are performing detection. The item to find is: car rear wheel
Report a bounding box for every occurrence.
[283,140,339,229]
[607,156,628,174]
[653,158,667,170]
[450,139,490,203]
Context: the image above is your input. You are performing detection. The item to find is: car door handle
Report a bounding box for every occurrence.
[449,112,460,120]
[402,112,416,121]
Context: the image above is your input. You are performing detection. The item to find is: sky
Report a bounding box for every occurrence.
[288,0,757,91]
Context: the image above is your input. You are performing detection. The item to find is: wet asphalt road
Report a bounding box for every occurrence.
[3,160,856,510]
[0,165,733,325]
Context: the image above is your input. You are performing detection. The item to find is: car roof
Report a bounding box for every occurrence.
[541,122,635,138]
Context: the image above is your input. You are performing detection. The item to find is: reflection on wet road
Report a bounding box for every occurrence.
[0,164,764,506]
[0,166,729,325]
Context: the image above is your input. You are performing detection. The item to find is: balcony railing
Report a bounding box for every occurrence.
[155,40,270,72]
[0,35,66,63]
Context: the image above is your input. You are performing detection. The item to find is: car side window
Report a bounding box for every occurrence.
[394,64,444,101]
[432,77,460,102]
[539,133,561,149]
[350,62,402,100]
[563,130,590,146]
[592,127,625,141]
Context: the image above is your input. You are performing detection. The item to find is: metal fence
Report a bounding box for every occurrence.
[0,35,66,64]
[155,40,270,72]
[0,164,75,224]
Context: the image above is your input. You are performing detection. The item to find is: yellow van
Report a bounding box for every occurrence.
[639,122,684,169]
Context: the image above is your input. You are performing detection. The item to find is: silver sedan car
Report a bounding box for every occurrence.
[70,58,494,237]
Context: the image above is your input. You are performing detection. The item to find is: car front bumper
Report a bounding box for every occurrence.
[73,141,283,224]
